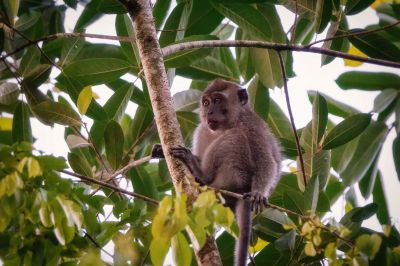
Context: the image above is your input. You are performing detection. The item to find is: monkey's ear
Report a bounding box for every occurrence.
[238,89,248,105]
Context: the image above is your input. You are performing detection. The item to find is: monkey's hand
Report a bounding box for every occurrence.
[151,144,164,159]
[243,192,268,214]
[170,146,206,184]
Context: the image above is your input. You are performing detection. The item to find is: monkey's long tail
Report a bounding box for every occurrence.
[235,200,252,266]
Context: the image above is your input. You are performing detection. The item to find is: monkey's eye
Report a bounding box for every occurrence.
[214,98,221,104]
[203,100,210,106]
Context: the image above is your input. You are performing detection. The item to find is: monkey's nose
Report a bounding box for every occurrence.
[208,111,213,115]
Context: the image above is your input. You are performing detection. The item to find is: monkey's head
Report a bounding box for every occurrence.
[200,79,248,131]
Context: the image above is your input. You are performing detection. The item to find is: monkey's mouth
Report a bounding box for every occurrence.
[207,120,219,130]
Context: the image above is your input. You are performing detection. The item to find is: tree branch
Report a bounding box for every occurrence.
[59,169,159,205]
[162,40,400,69]
[276,51,307,187]
[307,20,400,47]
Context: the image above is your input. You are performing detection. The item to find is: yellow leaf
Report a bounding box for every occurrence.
[344,45,367,67]
[0,117,13,131]
[371,0,399,9]
[304,242,317,257]
[77,86,93,115]
[249,238,269,254]
[28,157,42,178]
[382,224,391,237]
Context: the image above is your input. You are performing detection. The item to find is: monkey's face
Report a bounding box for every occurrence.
[200,92,230,131]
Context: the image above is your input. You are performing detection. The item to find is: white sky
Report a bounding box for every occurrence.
[28,1,400,252]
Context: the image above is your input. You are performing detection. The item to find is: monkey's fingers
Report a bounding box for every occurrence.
[151,144,164,158]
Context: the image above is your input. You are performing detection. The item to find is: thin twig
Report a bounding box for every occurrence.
[59,169,159,205]
[84,231,114,259]
[307,20,400,47]
[104,155,152,182]
[161,40,400,69]
[276,51,307,187]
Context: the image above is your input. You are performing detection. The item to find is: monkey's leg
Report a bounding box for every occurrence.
[234,200,252,266]
[170,146,213,184]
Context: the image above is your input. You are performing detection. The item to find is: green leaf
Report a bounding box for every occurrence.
[115,14,139,67]
[97,0,125,14]
[373,89,398,113]
[150,238,169,266]
[104,120,124,170]
[67,152,93,178]
[60,37,85,67]
[63,58,131,86]
[77,86,93,115]
[177,56,238,82]
[251,48,283,88]
[248,76,269,121]
[349,30,400,61]
[315,0,332,33]
[12,102,32,143]
[171,232,192,266]
[22,64,52,88]
[336,71,400,91]
[351,203,378,222]
[322,113,371,150]
[279,138,299,158]
[373,172,390,225]
[0,83,19,105]
[19,46,41,76]
[104,82,134,122]
[36,155,68,171]
[274,230,296,251]
[153,0,172,29]
[15,10,40,31]
[359,157,379,199]
[217,232,235,266]
[308,90,359,118]
[39,201,53,228]
[3,0,20,25]
[125,106,154,152]
[341,122,387,186]
[159,3,190,47]
[164,35,218,68]
[210,1,271,40]
[185,0,223,36]
[312,92,328,145]
[32,101,81,127]
[235,29,255,82]
[267,99,293,140]
[173,90,202,111]
[356,234,382,260]
[74,0,103,30]
[129,166,158,201]
[56,74,107,121]
[394,135,400,182]
[177,112,198,145]
[345,0,375,15]
[66,135,90,149]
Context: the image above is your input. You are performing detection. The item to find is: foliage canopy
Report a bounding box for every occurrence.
[0,0,400,265]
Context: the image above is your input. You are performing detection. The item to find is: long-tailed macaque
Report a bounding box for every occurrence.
[153,79,281,266]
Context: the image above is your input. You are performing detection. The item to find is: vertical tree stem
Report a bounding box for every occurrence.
[122,1,222,265]
[276,51,307,186]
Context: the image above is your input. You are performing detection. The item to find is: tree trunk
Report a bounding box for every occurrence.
[124,1,222,265]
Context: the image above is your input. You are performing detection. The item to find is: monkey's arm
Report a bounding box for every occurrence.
[170,146,214,185]
[151,144,213,185]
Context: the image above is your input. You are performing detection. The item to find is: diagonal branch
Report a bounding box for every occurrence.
[59,169,159,205]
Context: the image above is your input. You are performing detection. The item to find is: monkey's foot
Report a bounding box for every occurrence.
[151,144,164,159]
[243,192,268,214]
